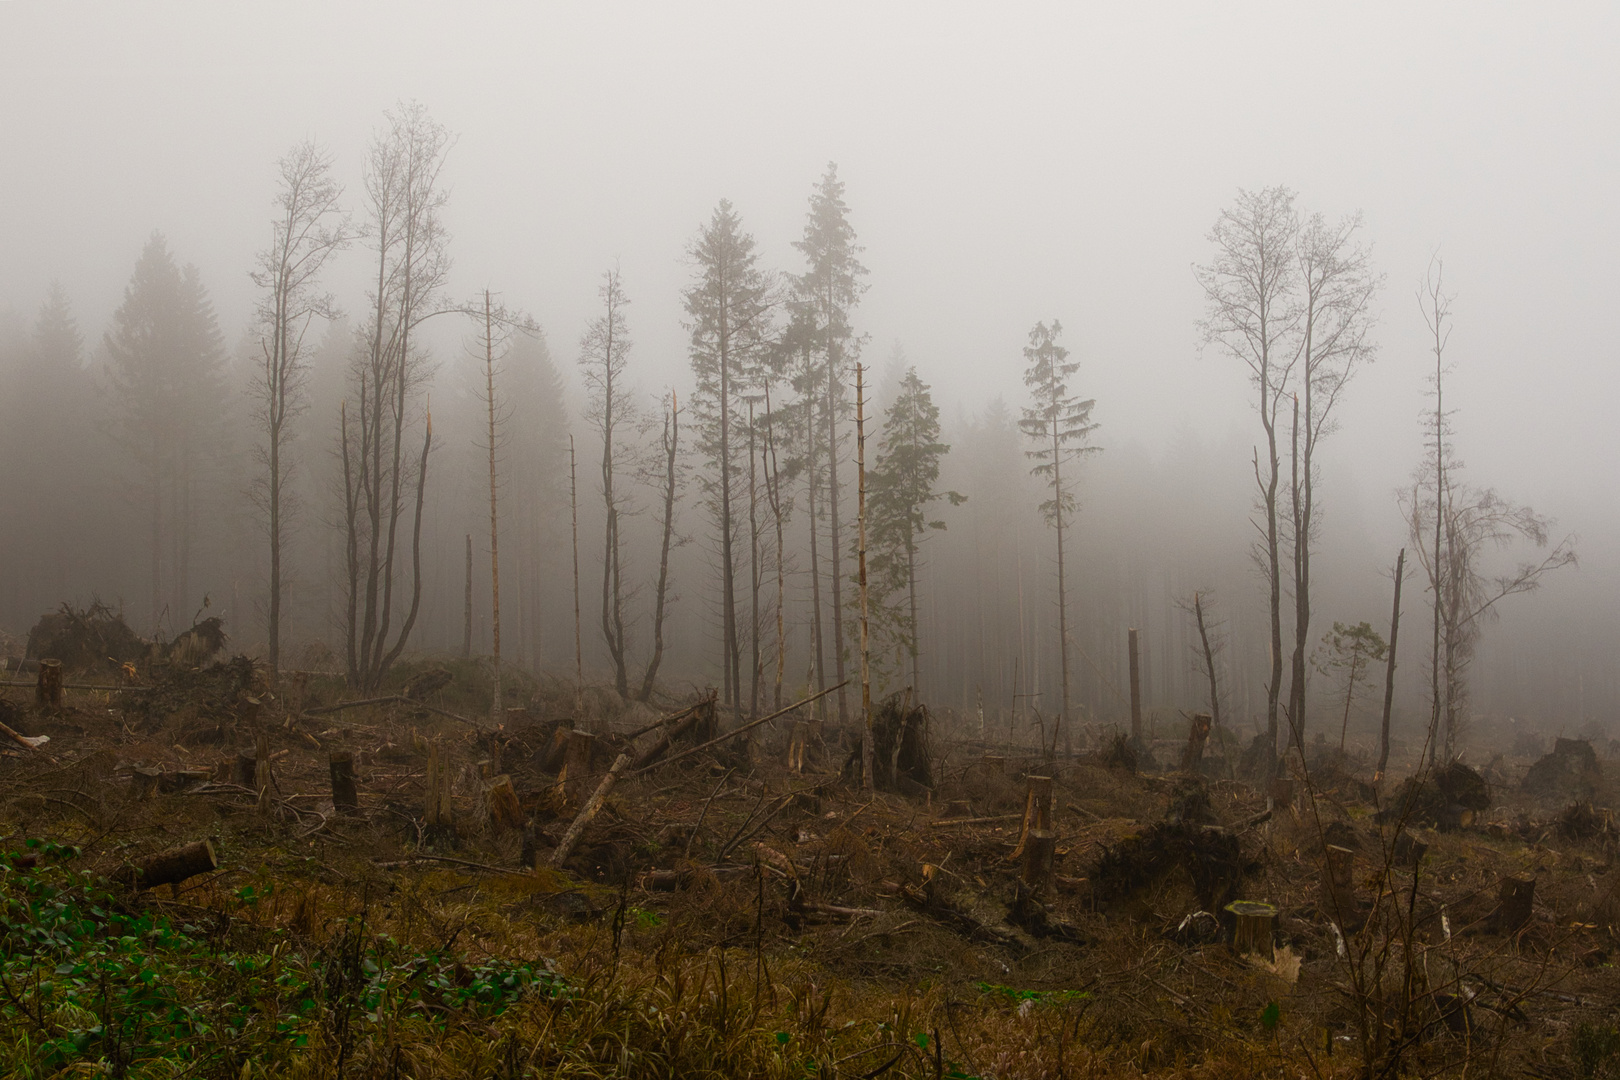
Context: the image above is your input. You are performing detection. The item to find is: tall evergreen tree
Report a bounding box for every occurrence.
[1018,321,1098,752]
[105,234,227,632]
[791,162,866,727]
[685,200,773,716]
[865,366,964,696]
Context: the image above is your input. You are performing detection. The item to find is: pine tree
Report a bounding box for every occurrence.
[1018,321,1098,753]
[685,200,773,717]
[105,234,227,631]
[864,366,964,696]
[792,163,866,727]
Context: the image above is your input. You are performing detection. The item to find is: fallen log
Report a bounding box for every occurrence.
[113,839,218,890]
[929,813,1021,828]
[0,718,48,750]
[552,752,633,867]
[631,682,846,776]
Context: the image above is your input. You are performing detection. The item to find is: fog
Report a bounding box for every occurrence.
[2,3,1617,753]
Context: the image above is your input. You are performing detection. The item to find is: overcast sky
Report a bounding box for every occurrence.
[3,1,1616,585]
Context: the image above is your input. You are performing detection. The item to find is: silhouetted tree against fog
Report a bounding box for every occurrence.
[1018,320,1099,753]
[105,234,227,633]
[501,330,568,675]
[635,391,684,702]
[341,102,452,692]
[1401,260,1575,762]
[685,200,774,717]
[1196,188,1300,771]
[579,268,636,698]
[1282,212,1380,754]
[792,163,867,726]
[865,366,963,696]
[250,140,351,681]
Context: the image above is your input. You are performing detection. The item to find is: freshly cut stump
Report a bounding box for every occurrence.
[1226,900,1277,961]
[115,840,218,890]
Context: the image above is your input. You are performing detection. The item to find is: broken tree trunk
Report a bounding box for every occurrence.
[787,720,808,774]
[115,839,217,890]
[1321,844,1357,926]
[629,701,709,771]
[485,774,523,833]
[1010,775,1054,859]
[551,752,631,867]
[1491,875,1536,934]
[1182,713,1212,772]
[329,751,358,813]
[1022,829,1057,890]
[36,658,62,709]
[1226,900,1276,960]
[425,740,456,843]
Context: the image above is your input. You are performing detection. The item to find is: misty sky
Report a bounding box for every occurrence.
[3,2,1617,674]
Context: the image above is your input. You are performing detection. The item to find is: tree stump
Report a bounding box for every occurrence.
[130,766,161,800]
[329,751,358,814]
[1392,831,1429,866]
[542,719,574,773]
[981,754,1005,776]
[1268,777,1294,810]
[1182,713,1212,772]
[1011,775,1054,859]
[484,774,523,833]
[1021,829,1057,890]
[231,752,256,790]
[561,730,596,806]
[787,721,808,774]
[35,659,62,709]
[424,740,456,845]
[1490,875,1536,934]
[114,839,218,890]
[1321,844,1358,925]
[1225,900,1277,960]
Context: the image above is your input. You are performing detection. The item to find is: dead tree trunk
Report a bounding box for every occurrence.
[1127,629,1142,747]
[115,840,217,890]
[552,752,632,867]
[856,363,873,789]
[463,533,472,658]
[1377,548,1406,784]
[637,393,679,701]
[36,659,62,709]
[329,751,358,813]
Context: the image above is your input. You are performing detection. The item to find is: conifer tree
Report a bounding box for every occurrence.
[792,163,866,727]
[865,366,964,696]
[685,200,773,716]
[1018,321,1098,752]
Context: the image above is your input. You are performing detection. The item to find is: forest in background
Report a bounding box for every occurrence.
[0,101,1603,759]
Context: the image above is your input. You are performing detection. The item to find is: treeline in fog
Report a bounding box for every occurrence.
[0,101,1597,763]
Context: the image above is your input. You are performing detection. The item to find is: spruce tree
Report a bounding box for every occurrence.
[865,366,963,696]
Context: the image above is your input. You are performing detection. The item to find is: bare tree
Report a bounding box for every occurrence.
[855,362,873,788]
[1284,212,1380,750]
[634,392,683,702]
[1401,260,1576,761]
[472,290,532,721]
[341,102,453,693]
[579,268,635,698]
[1196,186,1301,771]
[250,141,350,682]
[1376,548,1405,783]
[1018,320,1099,754]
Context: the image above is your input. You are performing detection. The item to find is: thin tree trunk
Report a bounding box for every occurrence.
[1051,396,1070,758]
[763,383,786,712]
[804,352,827,724]
[637,395,679,702]
[718,295,740,720]
[856,362,872,789]
[1287,394,1305,753]
[827,345,848,728]
[597,289,628,698]
[1193,593,1222,733]
[462,533,472,658]
[748,401,761,718]
[570,435,583,717]
[1429,351,1445,767]
[484,292,503,720]
[1380,550,1406,786]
